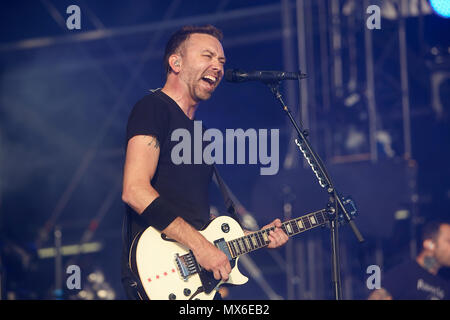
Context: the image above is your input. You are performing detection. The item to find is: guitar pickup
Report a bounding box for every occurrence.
[214,238,233,261]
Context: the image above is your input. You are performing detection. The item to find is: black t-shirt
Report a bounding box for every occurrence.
[121,89,213,281]
[382,260,450,300]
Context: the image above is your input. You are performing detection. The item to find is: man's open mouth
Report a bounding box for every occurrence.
[201,75,217,86]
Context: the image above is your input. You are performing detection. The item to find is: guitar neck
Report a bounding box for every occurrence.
[227,209,328,258]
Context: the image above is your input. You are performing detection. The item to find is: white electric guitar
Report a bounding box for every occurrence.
[129,209,330,300]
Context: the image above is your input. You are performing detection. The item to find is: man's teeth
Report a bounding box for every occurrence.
[203,75,216,83]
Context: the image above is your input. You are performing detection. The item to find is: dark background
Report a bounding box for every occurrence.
[0,0,449,300]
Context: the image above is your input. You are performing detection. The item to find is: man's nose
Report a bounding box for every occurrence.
[211,61,223,76]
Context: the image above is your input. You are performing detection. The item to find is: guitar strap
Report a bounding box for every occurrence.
[212,165,243,226]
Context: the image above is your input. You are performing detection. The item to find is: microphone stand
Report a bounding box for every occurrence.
[265,80,364,300]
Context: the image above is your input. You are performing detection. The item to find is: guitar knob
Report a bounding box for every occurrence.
[221,223,230,233]
[168,293,176,300]
[183,288,191,296]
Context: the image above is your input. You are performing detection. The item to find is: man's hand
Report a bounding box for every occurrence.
[193,241,231,282]
[262,218,289,249]
[161,217,231,282]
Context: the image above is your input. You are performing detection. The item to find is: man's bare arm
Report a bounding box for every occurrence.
[122,135,161,212]
[122,135,231,281]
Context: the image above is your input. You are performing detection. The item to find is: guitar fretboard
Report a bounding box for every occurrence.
[227,209,328,258]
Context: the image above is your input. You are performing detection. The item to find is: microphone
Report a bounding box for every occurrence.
[225,69,307,83]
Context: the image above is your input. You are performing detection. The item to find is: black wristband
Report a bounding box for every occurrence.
[140,197,179,231]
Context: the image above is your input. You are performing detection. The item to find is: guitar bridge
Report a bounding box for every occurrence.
[175,252,199,281]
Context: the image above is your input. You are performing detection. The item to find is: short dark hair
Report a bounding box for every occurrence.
[421,220,450,242]
[163,25,223,74]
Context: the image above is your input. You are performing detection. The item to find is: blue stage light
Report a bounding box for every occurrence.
[430,0,450,18]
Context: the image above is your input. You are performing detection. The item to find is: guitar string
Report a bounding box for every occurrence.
[228,209,328,258]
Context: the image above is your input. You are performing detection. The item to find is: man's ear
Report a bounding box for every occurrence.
[424,239,435,250]
[168,55,181,73]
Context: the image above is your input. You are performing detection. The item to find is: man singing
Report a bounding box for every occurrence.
[121,25,288,300]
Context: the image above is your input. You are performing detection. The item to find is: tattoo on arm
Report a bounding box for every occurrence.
[147,136,160,149]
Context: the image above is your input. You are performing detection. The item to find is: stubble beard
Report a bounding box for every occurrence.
[182,70,214,103]
[191,77,214,102]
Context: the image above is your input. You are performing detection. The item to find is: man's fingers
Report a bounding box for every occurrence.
[214,266,229,282]
[274,228,288,240]
[213,260,231,281]
[201,247,232,281]
[221,268,229,281]
[273,218,282,227]
[268,228,288,247]
[263,219,281,229]
[259,219,289,249]
[213,270,221,280]
[223,260,232,280]
[269,231,281,245]
[225,262,232,274]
